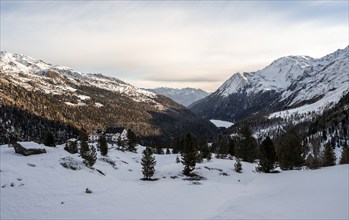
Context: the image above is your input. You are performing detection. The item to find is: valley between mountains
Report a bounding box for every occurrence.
[0,46,348,219]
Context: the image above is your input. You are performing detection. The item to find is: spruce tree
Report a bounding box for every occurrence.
[216,134,228,159]
[196,151,203,163]
[340,144,349,164]
[83,146,97,167]
[127,129,138,152]
[141,147,156,180]
[43,132,55,147]
[64,140,78,154]
[237,124,257,163]
[259,136,276,173]
[79,133,89,159]
[156,142,164,154]
[199,139,210,160]
[98,136,108,156]
[278,128,305,170]
[117,136,125,151]
[322,143,336,167]
[228,139,235,157]
[307,137,321,169]
[181,133,197,176]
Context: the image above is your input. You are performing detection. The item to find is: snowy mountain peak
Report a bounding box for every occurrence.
[217,72,249,97]
[0,51,157,103]
[191,46,349,122]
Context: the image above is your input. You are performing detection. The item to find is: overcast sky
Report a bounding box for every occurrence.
[1,1,348,92]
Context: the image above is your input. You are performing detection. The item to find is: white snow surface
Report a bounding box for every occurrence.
[1,142,348,219]
[210,119,234,128]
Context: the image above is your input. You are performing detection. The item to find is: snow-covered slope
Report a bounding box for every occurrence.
[0,51,157,103]
[191,46,349,121]
[0,51,217,141]
[210,119,234,128]
[1,142,348,219]
[150,87,209,107]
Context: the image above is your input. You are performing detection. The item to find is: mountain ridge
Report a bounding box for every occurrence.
[149,87,209,107]
[0,51,217,144]
[190,46,349,122]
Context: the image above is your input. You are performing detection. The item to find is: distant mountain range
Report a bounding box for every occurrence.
[149,87,209,107]
[0,51,217,144]
[190,46,349,123]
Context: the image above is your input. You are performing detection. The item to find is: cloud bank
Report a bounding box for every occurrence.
[1,1,348,91]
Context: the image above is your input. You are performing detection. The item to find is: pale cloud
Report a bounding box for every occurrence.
[1,1,348,92]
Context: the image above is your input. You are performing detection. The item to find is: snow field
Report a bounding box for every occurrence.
[0,142,348,219]
[210,119,234,128]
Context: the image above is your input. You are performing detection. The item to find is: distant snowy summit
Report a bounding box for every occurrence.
[0,51,157,104]
[149,87,209,107]
[190,46,349,122]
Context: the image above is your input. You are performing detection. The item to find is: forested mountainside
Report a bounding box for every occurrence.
[0,52,217,144]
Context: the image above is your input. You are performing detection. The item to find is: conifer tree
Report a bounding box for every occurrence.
[64,140,78,154]
[340,144,349,164]
[196,151,203,163]
[306,154,320,169]
[216,134,229,159]
[307,137,321,169]
[199,139,210,160]
[171,137,182,154]
[156,142,164,154]
[322,143,336,167]
[181,133,197,176]
[206,151,212,161]
[43,132,55,147]
[98,136,108,156]
[117,136,124,151]
[237,124,257,162]
[79,133,89,159]
[83,146,97,167]
[127,129,138,152]
[278,128,305,170]
[141,147,156,180]
[228,139,235,157]
[258,136,276,173]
